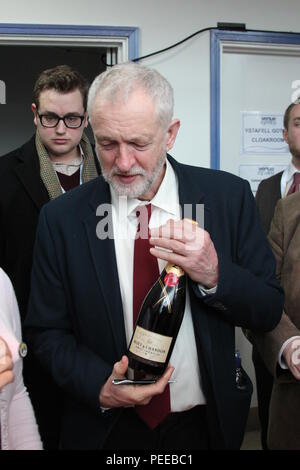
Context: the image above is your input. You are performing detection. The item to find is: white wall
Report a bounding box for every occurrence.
[2,0,300,168]
[1,0,299,407]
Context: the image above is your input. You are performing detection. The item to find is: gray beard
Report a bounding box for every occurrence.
[101,153,166,199]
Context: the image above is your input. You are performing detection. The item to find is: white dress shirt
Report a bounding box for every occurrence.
[111,160,206,411]
[281,160,300,197]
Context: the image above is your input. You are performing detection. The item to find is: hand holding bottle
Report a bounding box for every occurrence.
[149,218,219,289]
[0,337,14,390]
[99,356,174,409]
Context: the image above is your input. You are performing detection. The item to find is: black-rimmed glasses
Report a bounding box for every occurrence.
[37,113,85,129]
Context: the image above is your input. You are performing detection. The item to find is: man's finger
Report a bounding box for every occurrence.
[112,355,129,378]
[290,344,300,368]
[0,337,12,361]
[151,221,200,242]
[0,370,14,389]
[0,355,13,371]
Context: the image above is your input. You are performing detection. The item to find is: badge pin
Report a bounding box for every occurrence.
[18,342,28,358]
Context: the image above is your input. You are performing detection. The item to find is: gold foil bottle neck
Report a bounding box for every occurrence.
[165,262,185,277]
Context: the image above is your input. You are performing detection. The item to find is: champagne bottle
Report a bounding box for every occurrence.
[127,262,186,381]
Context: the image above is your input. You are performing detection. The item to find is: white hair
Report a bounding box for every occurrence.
[87,62,174,130]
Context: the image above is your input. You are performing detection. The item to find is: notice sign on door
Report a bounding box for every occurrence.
[241,112,289,154]
[239,164,287,195]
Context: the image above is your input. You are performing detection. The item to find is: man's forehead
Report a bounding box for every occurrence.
[95,87,155,110]
[291,104,300,119]
[38,88,84,110]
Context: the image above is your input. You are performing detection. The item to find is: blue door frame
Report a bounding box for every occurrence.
[210,29,300,169]
[0,23,139,61]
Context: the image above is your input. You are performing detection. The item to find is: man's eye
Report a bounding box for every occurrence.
[44,115,57,122]
[100,142,115,149]
[131,142,148,150]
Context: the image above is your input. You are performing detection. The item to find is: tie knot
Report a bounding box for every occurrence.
[287,172,300,196]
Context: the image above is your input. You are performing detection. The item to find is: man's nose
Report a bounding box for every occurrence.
[116,145,135,172]
[55,119,67,133]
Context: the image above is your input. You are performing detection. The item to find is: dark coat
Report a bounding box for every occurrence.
[0,135,100,448]
[255,171,283,235]
[25,156,283,450]
[0,136,50,321]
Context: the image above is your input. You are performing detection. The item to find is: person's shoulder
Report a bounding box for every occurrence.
[257,171,283,191]
[172,157,247,192]
[271,193,300,238]
[42,175,105,218]
[0,136,36,169]
[277,191,300,213]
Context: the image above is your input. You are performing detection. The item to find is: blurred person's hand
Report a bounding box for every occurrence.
[0,337,14,390]
[283,339,300,380]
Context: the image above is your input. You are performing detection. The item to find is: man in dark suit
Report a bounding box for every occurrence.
[25,63,283,450]
[253,99,300,449]
[0,64,100,449]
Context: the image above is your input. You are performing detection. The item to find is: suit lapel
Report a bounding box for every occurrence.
[168,155,210,231]
[169,156,214,369]
[14,137,49,209]
[83,180,127,358]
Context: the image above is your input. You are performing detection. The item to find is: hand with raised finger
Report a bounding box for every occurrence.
[150,218,218,288]
[0,337,14,390]
[283,338,300,380]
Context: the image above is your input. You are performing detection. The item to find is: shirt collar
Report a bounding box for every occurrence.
[286,160,300,181]
[110,159,179,218]
[150,159,178,216]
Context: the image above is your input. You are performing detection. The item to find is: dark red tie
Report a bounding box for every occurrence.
[133,204,171,429]
[287,172,300,195]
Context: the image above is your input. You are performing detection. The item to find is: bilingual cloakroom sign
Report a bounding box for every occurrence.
[241,112,289,154]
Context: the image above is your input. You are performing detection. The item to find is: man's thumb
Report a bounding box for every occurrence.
[113,355,128,376]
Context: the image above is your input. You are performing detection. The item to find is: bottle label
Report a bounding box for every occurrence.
[129,325,172,363]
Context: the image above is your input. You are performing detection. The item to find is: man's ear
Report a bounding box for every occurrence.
[31,103,38,126]
[165,118,180,152]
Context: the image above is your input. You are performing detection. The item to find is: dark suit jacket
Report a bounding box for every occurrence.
[255,171,283,235]
[25,156,283,450]
[0,136,49,321]
[0,135,100,321]
[0,135,100,448]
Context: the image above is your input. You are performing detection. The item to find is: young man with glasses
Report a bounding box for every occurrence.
[0,64,100,449]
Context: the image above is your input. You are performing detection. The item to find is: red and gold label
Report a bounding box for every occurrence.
[164,272,179,286]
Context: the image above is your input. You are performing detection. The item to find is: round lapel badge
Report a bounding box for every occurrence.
[19,342,28,358]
